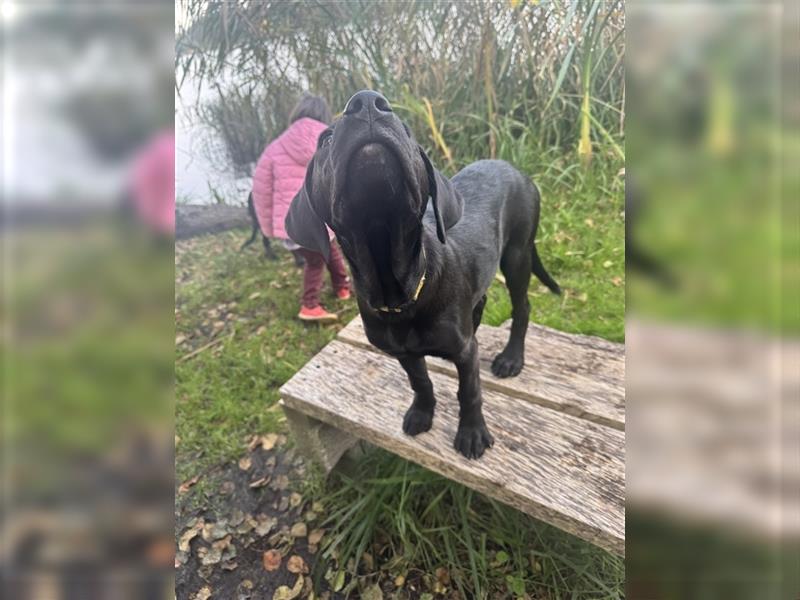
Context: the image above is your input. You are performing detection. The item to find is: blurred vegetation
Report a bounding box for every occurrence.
[2,222,174,498]
[176,0,624,177]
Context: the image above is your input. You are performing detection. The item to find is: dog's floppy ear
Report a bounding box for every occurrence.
[285,159,331,261]
[419,147,462,244]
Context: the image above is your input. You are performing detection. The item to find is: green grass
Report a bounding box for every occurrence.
[5,223,174,458]
[175,232,359,482]
[318,449,624,599]
[627,131,798,334]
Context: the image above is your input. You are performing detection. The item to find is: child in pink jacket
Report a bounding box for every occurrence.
[252,94,350,322]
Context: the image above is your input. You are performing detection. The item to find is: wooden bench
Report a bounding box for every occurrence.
[279,317,625,556]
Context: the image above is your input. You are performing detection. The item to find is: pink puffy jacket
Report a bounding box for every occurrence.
[252,117,327,240]
[130,129,175,235]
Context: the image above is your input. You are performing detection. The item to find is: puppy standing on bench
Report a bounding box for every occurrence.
[286,91,560,459]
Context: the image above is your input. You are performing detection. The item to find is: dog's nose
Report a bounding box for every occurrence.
[343,90,392,120]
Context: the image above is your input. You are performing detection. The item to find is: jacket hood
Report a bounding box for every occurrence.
[276,117,327,165]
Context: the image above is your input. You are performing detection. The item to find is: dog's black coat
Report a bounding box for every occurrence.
[241,191,277,258]
[286,90,559,459]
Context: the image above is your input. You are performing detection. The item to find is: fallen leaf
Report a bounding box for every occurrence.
[199,546,222,566]
[201,521,230,542]
[220,481,235,495]
[175,550,188,568]
[270,474,289,491]
[178,526,200,552]
[362,552,374,571]
[212,535,232,551]
[394,574,405,587]
[289,492,303,508]
[236,516,257,535]
[584,218,595,228]
[178,475,200,495]
[603,260,613,268]
[222,560,238,571]
[260,433,279,450]
[308,529,325,545]
[237,579,254,600]
[192,586,212,600]
[273,575,304,600]
[230,509,246,527]
[247,435,261,452]
[238,456,252,471]
[255,514,277,536]
[435,566,450,585]
[611,276,623,287]
[249,292,261,300]
[262,549,282,572]
[249,476,270,489]
[176,334,186,345]
[290,522,308,538]
[286,555,308,574]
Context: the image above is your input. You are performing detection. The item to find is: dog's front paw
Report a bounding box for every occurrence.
[403,405,434,436]
[491,351,524,378]
[453,422,494,459]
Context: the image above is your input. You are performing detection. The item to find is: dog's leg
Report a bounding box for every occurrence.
[399,356,436,436]
[262,235,279,260]
[453,338,494,459]
[492,246,532,377]
[472,294,487,333]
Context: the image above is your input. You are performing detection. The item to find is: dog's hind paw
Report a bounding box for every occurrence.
[454,422,494,459]
[403,405,434,436]
[491,352,524,378]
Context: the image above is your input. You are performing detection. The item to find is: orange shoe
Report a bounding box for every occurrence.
[298,305,338,322]
[336,288,351,300]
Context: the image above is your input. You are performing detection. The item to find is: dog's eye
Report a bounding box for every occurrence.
[319,130,333,148]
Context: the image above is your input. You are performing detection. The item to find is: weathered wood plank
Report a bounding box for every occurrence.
[282,406,359,473]
[280,340,625,556]
[338,317,625,430]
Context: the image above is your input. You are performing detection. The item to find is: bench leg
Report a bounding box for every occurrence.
[281,402,359,474]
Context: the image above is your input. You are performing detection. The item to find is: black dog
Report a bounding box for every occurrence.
[286,91,560,459]
[241,191,305,267]
[240,191,278,258]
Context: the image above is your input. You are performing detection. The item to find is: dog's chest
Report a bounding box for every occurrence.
[367,322,447,357]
